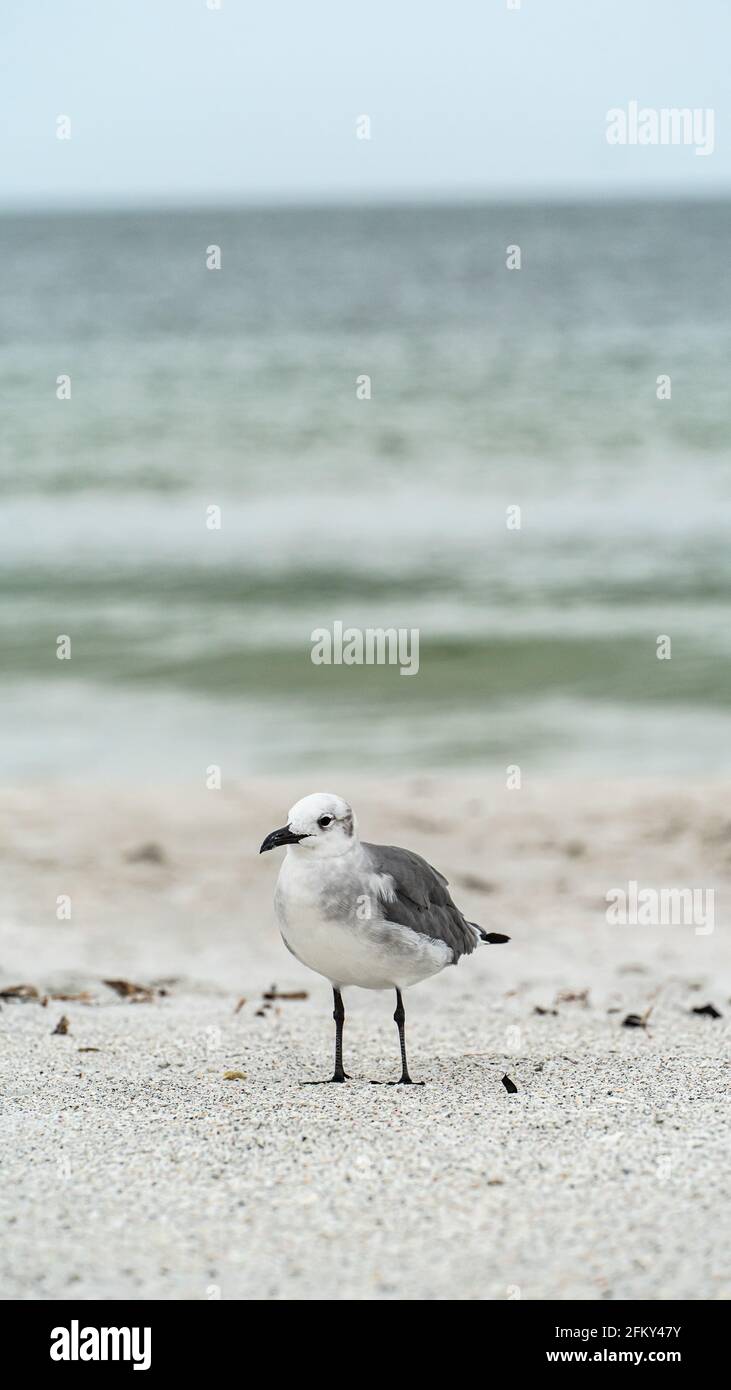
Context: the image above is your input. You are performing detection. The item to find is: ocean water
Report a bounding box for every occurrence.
[2,201,730,780]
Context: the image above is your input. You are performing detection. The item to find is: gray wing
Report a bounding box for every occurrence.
[362,842,479,964]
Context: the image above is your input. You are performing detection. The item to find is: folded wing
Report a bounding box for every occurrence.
[363,841,480,964]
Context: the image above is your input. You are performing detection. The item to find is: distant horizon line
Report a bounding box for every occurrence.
[2,186,730,216]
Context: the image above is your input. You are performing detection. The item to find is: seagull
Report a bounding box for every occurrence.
[259,792,509,1084]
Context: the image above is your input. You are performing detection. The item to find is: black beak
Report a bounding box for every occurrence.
[259,825,306,854]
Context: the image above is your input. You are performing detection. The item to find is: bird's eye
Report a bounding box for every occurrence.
[318,815,333,828]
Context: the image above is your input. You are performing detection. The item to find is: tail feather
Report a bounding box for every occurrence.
[470,922,510,945]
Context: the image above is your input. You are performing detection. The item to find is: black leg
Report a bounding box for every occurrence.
[303,987,350,1083]
[389,988,424,1086]
[331,987,348,1081]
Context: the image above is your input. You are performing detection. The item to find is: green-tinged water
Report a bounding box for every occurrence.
[1,202,730,778]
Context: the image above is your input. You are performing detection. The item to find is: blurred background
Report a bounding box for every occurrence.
[2,0,730,781]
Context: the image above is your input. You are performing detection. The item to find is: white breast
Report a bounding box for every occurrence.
[274,853,451,991]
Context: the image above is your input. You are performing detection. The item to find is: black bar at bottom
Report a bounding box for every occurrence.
[0,1299,724,1373]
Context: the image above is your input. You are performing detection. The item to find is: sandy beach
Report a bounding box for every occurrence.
[0,777,728,1301]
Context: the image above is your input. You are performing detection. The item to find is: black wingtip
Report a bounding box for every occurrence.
[481,931,511,945]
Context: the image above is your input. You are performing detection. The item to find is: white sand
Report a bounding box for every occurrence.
[0,778,729,1301]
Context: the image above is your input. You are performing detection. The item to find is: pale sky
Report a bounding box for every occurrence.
[1,0,729,207]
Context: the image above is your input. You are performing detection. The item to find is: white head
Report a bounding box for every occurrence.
[259,792,358,859]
